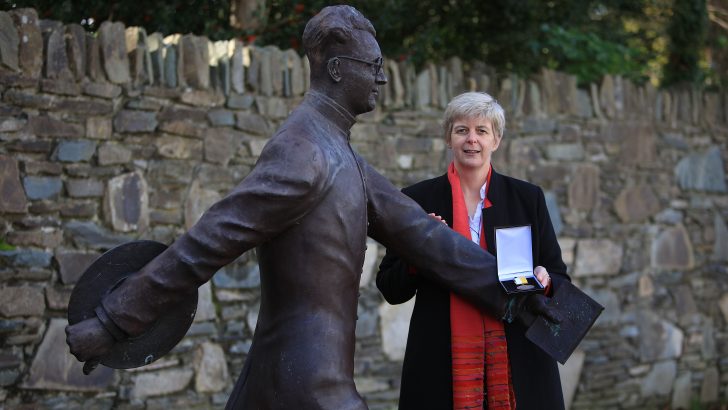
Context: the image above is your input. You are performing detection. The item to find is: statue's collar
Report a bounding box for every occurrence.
[306,90,356,137]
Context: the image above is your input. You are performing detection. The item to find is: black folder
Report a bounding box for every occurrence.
[525,281,604,364]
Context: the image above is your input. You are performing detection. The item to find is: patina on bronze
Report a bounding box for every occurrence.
[68,240,197,371]
[65,6,526,409]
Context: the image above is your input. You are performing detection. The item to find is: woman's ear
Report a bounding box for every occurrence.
[327,57,342,83]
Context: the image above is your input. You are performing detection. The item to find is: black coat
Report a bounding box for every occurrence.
[376,170,570,410]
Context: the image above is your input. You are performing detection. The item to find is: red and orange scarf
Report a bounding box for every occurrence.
[447,162,515,410]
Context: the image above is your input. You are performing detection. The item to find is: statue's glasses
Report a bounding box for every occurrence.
[330,56,384,78]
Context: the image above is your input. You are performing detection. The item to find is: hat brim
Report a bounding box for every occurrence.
[68,240,198,369]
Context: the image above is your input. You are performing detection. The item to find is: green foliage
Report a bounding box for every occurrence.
[0,239,15,251]
[540,24,648,85]
[663,0,708,87]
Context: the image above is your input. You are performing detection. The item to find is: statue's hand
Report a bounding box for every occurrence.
[524,293,562,324]
[65,317,114,374]
[504,293,562,326]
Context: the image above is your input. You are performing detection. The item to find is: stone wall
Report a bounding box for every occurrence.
[1,8,727,410]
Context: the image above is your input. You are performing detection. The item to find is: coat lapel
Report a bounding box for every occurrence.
[483,169,508,258]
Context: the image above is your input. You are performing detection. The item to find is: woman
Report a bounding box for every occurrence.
[376,92,569,410]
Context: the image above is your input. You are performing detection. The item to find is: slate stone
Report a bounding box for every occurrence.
[212,264,260,289]
[23,176,62,200]
[638,312,683,361]
[85,34,103,81]
[25,319,113,391]
[719,294,728,330]
[7,228,62,248]
[184,179,221,229]
[671,372,692,410]
[98,21,130,84]
[355,304,378,338]
[651,224,694,270]
[360,239,379,288]
[155,135,202,159]
[227,93,255,109]
[546,143,584,161]
[158,106,207,123]
[3,89,55,110]
[204,128,238,166]
[286,49,304,97]
[0,249,52,268]
[0,155,28,213]
[194,282,216,322]
[147,32,165,85]
[158,120,206,138]
[180,34,209,89]
[54,140,96,162]
[106,171,149,232]
[255,96,288,119]
[230,40,244,94]
[113,109,158,133]
[568,164,599,211]
[0,115,27,132]
[206,109,235,127]
[23,161,63,176]
[65,24,86,80]
[163,40,178,88]
[574,239,622,276]
[9,8,43,78]
[125,27,151,86]
[640,360,676,397]
[59,201,97,218]
[521,117,557,134]
[246,46,261,92]
[180,89,224,107]
[64,220,132,250]
[558,349,585,410]
[415,69,430,108]
[42,24,71,79]
[0,11,20,71]
[544,191,563,236]
[235,112,269,135]
[97,143,132,165]
[82,81,122,99]
[378,299,415,361]
[84,117,112,140]
[29,115,84,138]
[44,286,71,310]
[193,342,229,393]
[613,184,661,223]
[65,178,104,198]
[712,213,728,261]
[55,98,112,116]
[675,146,726,192]
[131,368,193,400]
[0,285,45,316]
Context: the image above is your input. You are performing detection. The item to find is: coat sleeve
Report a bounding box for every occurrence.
[363,161,506,318]
[102,136,329,336]
[376,245,418,305]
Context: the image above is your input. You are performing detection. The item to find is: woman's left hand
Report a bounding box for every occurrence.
[534,266,550,288]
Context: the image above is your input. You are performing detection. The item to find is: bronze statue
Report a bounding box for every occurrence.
[66,6,519,408]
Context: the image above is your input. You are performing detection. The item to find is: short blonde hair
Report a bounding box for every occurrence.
[443,92,505,142]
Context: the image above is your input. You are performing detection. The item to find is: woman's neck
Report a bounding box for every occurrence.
[455,162,490,217]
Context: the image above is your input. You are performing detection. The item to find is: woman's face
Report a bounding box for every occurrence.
[448,116,501,172]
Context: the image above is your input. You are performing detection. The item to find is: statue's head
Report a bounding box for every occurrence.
[303,5,388,115]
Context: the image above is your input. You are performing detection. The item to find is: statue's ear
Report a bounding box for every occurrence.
[327,57,342,83]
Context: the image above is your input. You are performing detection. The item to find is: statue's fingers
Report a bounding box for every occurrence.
[83,358,100,375]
